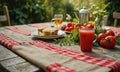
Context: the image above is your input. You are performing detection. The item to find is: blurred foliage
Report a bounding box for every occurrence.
[88,0,108,20]
[0,0,74,25]
[0,0,47,25]
[0,0,120,26]
[70,0,109,21]
[69,0,120,26]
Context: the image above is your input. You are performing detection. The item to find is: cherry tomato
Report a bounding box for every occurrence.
[105,30,115,36]
[97,33,107,42]
[67,22,73,27]
[100,36,116,48]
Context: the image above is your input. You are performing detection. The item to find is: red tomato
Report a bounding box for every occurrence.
[100,36,116,48]
[97,33,107,42]
[99,39,107,48]
[69,26,74,31]
[67,22,73,27]
[85,24,94,29]
[65,27,71,31]
[105,30,115,36]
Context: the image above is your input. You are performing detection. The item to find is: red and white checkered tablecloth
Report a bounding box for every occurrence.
[29,40,120,72]
[46,63,76,72]
[110,27,120,36]
[0,33,21,48]
[5,26,31,36]
[105,26,120,36]
[27,23,50,28]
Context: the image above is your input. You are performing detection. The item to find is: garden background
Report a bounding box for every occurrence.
[0,0,120,26]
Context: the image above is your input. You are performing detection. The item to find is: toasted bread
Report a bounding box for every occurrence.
[38,26,58,36]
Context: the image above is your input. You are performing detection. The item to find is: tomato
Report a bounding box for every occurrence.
[99,36,116,48]
[74,23,81,29]
[65,27,70,31]
[67,22,73,27]
[69,26,74,31]
[97,33,107,42]
[99,39,107,48]
[105,30,115,36]
[85,24,94,29]
[65,26,74,32]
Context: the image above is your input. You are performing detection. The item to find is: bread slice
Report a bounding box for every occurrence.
[38,26,58,36]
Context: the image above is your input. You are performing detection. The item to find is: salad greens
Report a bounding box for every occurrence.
[59,29,79,46]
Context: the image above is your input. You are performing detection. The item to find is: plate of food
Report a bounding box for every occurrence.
[31,26,66,40]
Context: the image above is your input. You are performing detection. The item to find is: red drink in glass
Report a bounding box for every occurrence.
[79,29,94,52]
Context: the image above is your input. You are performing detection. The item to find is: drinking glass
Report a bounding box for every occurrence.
[53,14,63,28]
[79,28,94,52]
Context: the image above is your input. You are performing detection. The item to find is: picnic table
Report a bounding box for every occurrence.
[0,23,120,72]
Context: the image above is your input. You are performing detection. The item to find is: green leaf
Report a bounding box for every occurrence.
[59,29,79,46]
[116,36,120,46]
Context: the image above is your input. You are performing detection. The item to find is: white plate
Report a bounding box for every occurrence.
[31,30,65,39]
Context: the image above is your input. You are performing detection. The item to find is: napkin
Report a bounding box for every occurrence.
[5,26,31,36]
